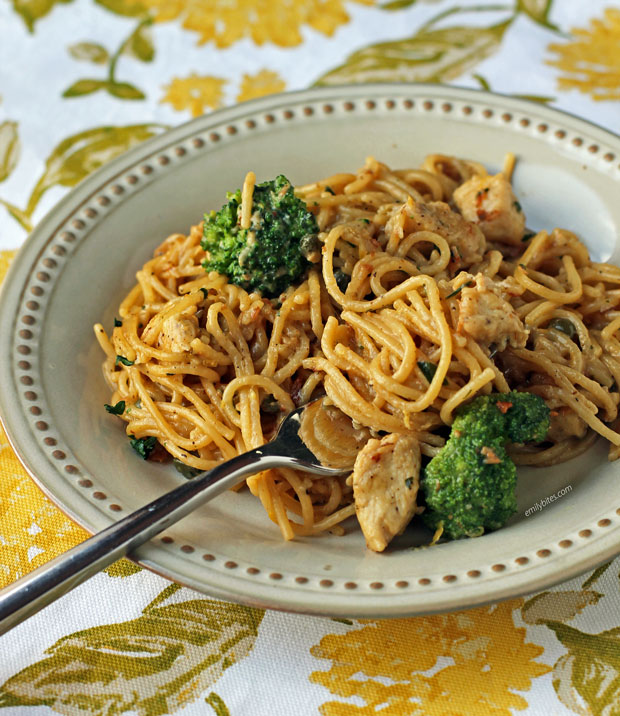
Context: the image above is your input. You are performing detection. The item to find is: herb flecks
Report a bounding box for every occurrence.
[104,400,125,415]
[446,280,473,299]
[129,435,157,460]
[418,361,437,383]
[334,269,351,293]
[173,458,203,479]
[116,355,134,366]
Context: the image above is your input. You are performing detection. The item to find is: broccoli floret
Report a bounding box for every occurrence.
[201,174,319,298]
[455,392,550,444]
[423,434,517,538]
[421,391,550,539]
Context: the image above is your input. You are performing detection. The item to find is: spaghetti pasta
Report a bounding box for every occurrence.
[96,154,620,545]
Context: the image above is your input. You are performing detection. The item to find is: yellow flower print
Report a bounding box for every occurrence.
[0,251,85,586]
[140,0,374,49]
[0,448,86,586]
[547,8,620,101]
[236,70,286,103]
[161,74,227,117]
[0,250,15,279]
[310,599,550,715]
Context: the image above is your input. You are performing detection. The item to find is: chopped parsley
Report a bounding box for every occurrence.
[513,200,522,213]
[129,435,157,460]
[173,458,203,479]
[334,269,351,293]
[113,317,123,327]
[418,361,447,385]
[405,477,414,490]
[418,361,437,383]
[446,280,473,299]
[324,186,335,195]
[200,287,208,298]
[260,396,281,414]
[104,400,125,415]
[116,355,134,366]
[522,231,536,242]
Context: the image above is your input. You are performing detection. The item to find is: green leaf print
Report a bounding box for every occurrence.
[513,93,555,104]
[381,0,444,7]
[94,0,148,17]
[103,559,142,578]
[380,0,421,9]
[106,81,146,99]
[0,121,30,230]
[68,41,110,64]
[546,621,620,715]
[0,597,264,713]
[62,78,110,97]
[517,0,559,31]
[0,122,20,184]
[581,560,612,589]
[315,20,512,85]
[24,123,166,218]
[63,18,152,102]
[124,20,155,62]
[11,0,73,32]
[0,200,32,231]
[521,589,602,625]
[205,692,231,716]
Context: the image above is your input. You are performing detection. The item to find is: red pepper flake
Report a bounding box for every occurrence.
[371,453,382,462]
[496,401,513,414]
[481,446,502,464]
[550,410,559,417]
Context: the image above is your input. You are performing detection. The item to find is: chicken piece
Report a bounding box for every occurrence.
[157,314,199,353]
[547,408,587,443]
[406,200,486,267]
[453,172,526,246]
[458,274,528,351]
[351,433,421,552]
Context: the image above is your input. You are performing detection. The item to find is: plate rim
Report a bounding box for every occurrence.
[2,83,620,617]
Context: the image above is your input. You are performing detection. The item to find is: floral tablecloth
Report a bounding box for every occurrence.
[1,1,620,713]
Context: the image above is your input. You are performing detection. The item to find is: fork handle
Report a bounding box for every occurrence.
[0,447,282,636]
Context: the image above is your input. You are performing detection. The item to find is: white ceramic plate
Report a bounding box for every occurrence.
[2,85,620,617]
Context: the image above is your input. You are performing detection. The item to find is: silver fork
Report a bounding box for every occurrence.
[0,399,349,636]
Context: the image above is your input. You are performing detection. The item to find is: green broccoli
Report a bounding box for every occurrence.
[421,391,550,540]
[201,174,319,298]
[454,392,550,444]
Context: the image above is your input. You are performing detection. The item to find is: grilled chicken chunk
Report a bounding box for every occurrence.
[157,315,199,353]
[547,409,588,442]
[458,274,528,351]
[453,172,526,246]
[351,433,421,552]
[407,200,487,267]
